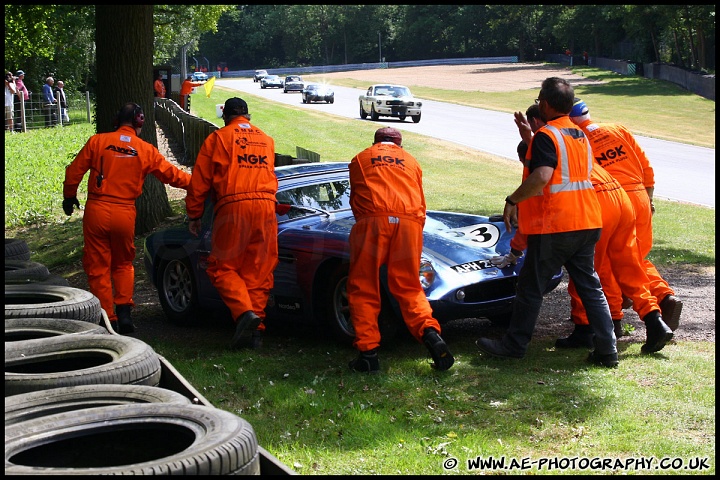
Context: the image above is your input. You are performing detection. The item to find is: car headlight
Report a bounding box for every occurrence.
[419,258,436,290]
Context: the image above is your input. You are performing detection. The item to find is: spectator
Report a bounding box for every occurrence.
[346,127,454,373]
[153,73,166,98]
[42,76,57,127]
[583,51,589,65]
[179,76,204,111]
[53,80,70,124]
[475,77,618,368]
[5,71,17,131]
[185,97,278,350]
[14,70,29,131]
[62,102,191,334]
[569,98,683,332]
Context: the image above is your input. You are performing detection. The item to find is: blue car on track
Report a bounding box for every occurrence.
[143,162,562,343]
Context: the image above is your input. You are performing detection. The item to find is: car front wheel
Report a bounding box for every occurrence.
[370,105,379,121]
[412,113,421,123]
[323,263,400,345]
[157,255,198,326]
[359,103,367,119]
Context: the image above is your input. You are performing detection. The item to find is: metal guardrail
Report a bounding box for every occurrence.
[220,56,519,79]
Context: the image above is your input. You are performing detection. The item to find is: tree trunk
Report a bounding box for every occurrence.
[95,5,172,236]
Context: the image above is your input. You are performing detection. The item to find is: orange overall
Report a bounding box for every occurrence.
[154,79,166,98]
[347,141,441,352]
[63,126,191,321]
[185,117,278,330]
[577,119,674,302]
[568,163,661,324]
[179,80,203,110]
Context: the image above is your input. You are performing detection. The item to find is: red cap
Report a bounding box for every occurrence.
[374,127,402,146]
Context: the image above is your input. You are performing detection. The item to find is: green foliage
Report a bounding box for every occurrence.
[4,124,95,227]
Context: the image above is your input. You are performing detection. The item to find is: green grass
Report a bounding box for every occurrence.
[4,72,715,475]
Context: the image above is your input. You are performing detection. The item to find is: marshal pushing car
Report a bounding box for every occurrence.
[143,162,562,344]
[359,84,422,123]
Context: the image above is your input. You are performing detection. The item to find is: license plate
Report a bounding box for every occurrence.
[451,259,494,273]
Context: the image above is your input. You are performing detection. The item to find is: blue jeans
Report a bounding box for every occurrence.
[502,228,616,355]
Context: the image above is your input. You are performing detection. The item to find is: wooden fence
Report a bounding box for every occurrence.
[153,98,321,166]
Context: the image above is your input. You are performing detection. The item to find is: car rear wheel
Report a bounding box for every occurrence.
[157,255,199,326]
[370,105,380,121]
[359,103,367,119]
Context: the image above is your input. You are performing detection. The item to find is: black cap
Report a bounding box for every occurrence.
[223,97,249,118]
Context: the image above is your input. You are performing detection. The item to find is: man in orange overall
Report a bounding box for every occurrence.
[63,102,191,333]
[347,127,454,373]
[185,97,278,349]
[153,73,166,98]
[569,99,682,331]
[477,77,618,367]
[179,76,204,111]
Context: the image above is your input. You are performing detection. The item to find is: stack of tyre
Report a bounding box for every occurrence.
[5,238,262,475]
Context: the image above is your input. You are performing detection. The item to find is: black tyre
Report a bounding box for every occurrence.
[323,263,400,345]
[5,238,31,261]
[6,273,70,286]
[4,403,260,475]
[359,103,367,119]
[370,105,379,121]
[412,113,421,123]
[5,317,108,342]
[5,260,50,283]
[5,284,103,324]
[157,255,199,326]
[5,334,162,395]
[5,384,191,426]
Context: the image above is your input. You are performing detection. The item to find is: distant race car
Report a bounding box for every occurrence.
[359,84,422,123]
[143,162,562,344]
[191,71,208,82]
[253,69,268,82]
[261,75,284,89]
[283,75,304,93]
[302,84,335,104]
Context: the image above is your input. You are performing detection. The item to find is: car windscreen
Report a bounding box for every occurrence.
[276,179,351,220]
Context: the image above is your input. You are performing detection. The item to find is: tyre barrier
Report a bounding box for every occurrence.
[4,403,260,475]
[5,317,109,342]
[5,260,50,283]
[5,384,191,427]
[5,238,31,261]
[5,334,162,396]
[5,284,103,324]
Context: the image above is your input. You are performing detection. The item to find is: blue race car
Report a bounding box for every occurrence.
[143,162,562,343]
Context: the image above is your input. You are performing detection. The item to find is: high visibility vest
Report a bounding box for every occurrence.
[519,117,602,234]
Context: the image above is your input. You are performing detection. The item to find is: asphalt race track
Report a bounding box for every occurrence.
[216,78,715,208]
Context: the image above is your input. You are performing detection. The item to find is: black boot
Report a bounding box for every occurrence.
[555,323,594,349]
[349,348,380,373]
[613,319,623,339]
[659,295,683,331]
[115,304,135,334]
[641,310,673,354]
